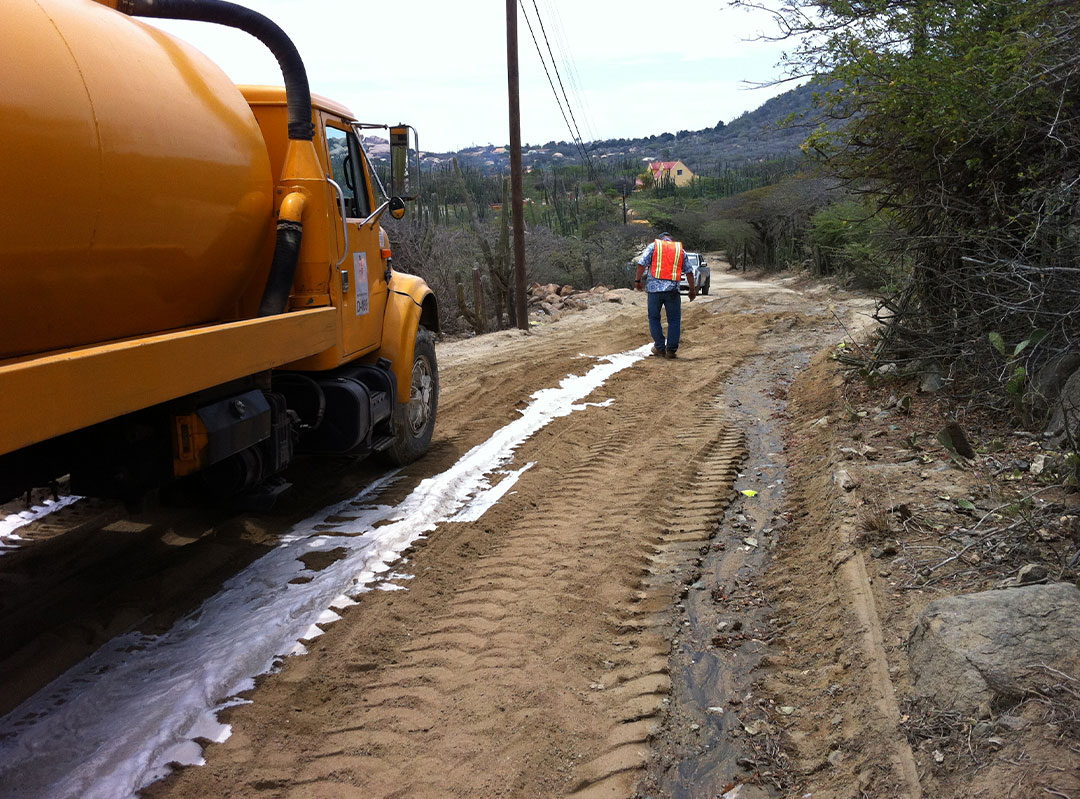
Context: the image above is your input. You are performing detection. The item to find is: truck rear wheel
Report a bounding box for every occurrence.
[382,327,438,466]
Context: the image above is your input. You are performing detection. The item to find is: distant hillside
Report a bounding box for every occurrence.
[421,82,822,175]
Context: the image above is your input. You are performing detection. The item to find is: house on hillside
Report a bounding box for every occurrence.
[648,160,694,187]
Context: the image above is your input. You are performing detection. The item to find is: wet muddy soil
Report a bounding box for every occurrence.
[641,312,851,799]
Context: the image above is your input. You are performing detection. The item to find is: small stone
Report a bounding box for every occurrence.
[743,719,774,736]
[778,706,795,715]
[996,714,1027,731]
[1016,563,1048,584]
[976,701,992,720]
[834,469,859,491]
[828,750,844,767]
[690,723,701,732]
[933,750,945,764]
[721,785,770,799]
[831,713,843,726]
[706,706,725,715]
[871,544,898,558]
[920,370,945,393]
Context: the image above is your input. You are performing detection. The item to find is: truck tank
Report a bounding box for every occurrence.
[0,0,274,360]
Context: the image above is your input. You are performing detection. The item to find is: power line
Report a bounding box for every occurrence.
[517,0,594,178]
[539,0,598,143]
[528,0,594,176]
[517,1,586,165]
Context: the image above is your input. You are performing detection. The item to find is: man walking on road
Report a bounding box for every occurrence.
[633,233,695,359]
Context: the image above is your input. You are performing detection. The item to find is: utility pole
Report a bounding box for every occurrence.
[506,0,528,330]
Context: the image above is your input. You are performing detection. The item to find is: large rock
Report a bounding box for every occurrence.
[1031,350,1080,412]
[1045,364,1080,444]
[908,583,1080,712]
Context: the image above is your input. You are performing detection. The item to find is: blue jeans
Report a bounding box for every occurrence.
[647,289,681,352]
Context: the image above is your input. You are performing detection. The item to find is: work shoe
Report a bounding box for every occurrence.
[664,349,678,359]
[651,345,666,357]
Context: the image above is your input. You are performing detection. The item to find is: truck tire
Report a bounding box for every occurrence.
[382,327,438,466]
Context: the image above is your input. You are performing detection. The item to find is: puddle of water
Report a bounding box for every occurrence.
[0,345,649,799]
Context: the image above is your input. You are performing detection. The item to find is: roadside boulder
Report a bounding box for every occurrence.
[1031,350,1080,415]
[908,583,1080,712]
[1045,364,1080,445]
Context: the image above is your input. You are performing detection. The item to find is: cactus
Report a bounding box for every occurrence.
[455,267,486,334]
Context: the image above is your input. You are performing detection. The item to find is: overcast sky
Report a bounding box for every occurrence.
[144,1,793,153]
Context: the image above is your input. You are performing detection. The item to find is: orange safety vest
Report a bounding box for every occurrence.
[649,239,684,281]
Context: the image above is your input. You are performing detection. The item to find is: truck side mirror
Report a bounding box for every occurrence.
[389,197,406,220]
[389,125,420,201]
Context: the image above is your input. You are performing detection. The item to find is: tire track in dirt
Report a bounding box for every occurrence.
[143,298,764,799]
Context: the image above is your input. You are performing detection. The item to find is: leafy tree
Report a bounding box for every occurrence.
[743,0,1080,380]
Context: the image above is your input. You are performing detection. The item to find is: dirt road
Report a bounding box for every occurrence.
[0,268,871,798]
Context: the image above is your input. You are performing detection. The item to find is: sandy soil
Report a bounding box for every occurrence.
[3,264,1071,799]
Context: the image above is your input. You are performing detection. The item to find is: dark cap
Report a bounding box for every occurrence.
[658,232,672,240]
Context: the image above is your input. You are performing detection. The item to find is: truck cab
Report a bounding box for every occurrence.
[0,0,439,506]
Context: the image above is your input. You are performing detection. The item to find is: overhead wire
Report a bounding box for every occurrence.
[539,0,598,143]
[517,0,595,178]
[528,0,595,176]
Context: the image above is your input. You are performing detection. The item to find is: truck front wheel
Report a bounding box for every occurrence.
[382,327,438,465]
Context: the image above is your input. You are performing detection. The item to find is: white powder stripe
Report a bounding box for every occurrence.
[0,344,648,799]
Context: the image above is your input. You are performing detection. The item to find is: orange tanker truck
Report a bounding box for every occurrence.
[0,0,440,505]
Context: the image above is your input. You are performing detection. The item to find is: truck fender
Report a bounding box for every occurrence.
[380,272,439,401]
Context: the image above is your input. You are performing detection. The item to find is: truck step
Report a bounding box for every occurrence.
[372,435,395,452]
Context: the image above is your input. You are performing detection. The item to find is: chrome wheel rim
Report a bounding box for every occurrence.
[406,356,434,435]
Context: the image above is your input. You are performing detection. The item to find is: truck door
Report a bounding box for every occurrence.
[325,120,387,357]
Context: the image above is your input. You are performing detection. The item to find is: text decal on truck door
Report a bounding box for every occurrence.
[353,252,369,316]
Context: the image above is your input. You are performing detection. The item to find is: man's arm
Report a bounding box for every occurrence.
[686,268,696,300]
[634,242,654,291]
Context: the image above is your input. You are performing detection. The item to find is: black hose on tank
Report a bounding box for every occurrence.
[257,220,303,316]
[122,0,314,140]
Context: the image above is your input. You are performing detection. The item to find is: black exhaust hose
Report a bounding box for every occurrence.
[257,220,303,316]
[124,0,314,140]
